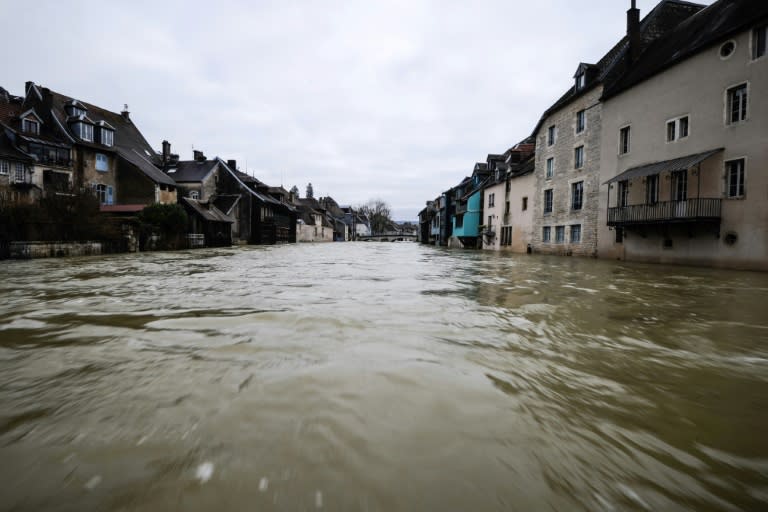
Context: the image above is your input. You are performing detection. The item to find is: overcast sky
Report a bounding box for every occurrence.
[2,0,711,220]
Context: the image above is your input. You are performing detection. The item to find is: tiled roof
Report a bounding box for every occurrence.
[603,0,768,99]
[169,160,218,182]
[531,0,706,136]
[182,197,234,223]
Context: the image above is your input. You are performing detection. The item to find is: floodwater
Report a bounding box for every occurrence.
[1,243,767,511]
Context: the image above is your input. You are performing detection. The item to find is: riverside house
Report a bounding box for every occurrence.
[530,1,704,257]
[482,140,535,252]
[598,0,768,270]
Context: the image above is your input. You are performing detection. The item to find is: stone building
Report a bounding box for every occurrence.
[530,0,705,257]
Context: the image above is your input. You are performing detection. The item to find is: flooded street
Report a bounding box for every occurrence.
[1,243,767,511]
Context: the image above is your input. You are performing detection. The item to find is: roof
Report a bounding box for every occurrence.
[604,148,723,184]
[100,204,146,213]
[531,0,706,136]
[0,129,34,161]
[213,194,241,215]
[181,197,234,223]
[169,159,218,182]
[38,84,176,186]
[604,0,768,99]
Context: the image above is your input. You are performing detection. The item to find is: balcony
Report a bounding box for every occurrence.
[455,202,468,214]
[607,198,721,226]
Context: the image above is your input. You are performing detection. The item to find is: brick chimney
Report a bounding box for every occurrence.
[193,149,205,162]
[120,104,130,121]
[227,159,237,170]
[627,0,641,63]
[162,140,171,163]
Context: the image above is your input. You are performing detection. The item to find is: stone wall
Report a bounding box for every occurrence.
[532,85,603,257]
[9,241,103,259]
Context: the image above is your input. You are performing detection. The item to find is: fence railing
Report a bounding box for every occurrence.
[608,198,721,226]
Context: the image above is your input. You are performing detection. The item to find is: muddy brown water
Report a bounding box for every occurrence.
[1,243,767,511]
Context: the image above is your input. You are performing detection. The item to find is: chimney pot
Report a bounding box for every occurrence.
[121,104,130,121]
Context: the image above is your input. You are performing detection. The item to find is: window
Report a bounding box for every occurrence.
[505,201,510,214]
[646,174,659,204]
[753,24,767,59]
[726,158,745,198]
[95,153,108,172]
[189,190,200,199]
[22,119,39,135]
[544,189,553,214]
[0,160,8,175]
[615,227,624,244]
[488,193,495,207]
[576,72,585,90]
[75,122,94,141]
[720,41,736,59]
[570,224,581,243]
[487,216,493,229]
[555,226,565,243]
[576,109,586,134]
[522,197,528,211]
[667,116,689,141]
[571,181,583,210]
[618,180,629,207]
[727,84,747,124]
[547,125,556,146]
[101,128,114,147]
[672,170,687,201]
[14,163,25,183]
[574,145,584,169]
[542,226,551,243]
[93,184,113,205]
[546,157,554,179]
[501,226,513,246]
[619,126,631,154]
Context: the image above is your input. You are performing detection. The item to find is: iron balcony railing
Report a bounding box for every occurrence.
[607,198,721,226]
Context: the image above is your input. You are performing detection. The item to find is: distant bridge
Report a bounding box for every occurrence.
[356,233,417,242]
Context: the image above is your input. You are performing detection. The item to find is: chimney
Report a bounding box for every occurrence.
[25,81,34,95]
[627,0,641,63]
[162,140,171,163]
[121,104,130,121]
[227,159,237,170]
[193,149,205,162]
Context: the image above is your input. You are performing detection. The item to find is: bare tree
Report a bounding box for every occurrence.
[358,198,393,235]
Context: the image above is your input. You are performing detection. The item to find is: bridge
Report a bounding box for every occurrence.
[356,233,417,242]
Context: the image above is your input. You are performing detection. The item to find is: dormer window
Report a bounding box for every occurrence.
[73,122,94,142]
[66,100,88,118]
[22,118,39,135]
[101,128,114,147]
[575,72,586,90]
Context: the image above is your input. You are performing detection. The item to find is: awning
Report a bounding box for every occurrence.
[604,148,724,185]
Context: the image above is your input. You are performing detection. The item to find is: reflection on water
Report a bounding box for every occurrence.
[1,243,767,511]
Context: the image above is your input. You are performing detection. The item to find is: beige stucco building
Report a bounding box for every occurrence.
[598,4,768,270]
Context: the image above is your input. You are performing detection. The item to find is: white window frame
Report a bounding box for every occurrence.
[189,190,200,200]
[570,224,581,244]
[547,125,556,146]
[14,162,26,182]
[618,125,631,155]
[576,109,586,134]
[542,226,551,243]
[543,188,553,215]
[666,115,689,142]
[95,153,108,172]
[571,180,584,211]
[22,118,39,135]
[725,82,748,125]
[0,160,8,175]
[574,145,584,169]
[555,225,565,244]
[725,157,746,199]
[101,128,114,147]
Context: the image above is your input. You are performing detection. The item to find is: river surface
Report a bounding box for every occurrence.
[1,243,767,511]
